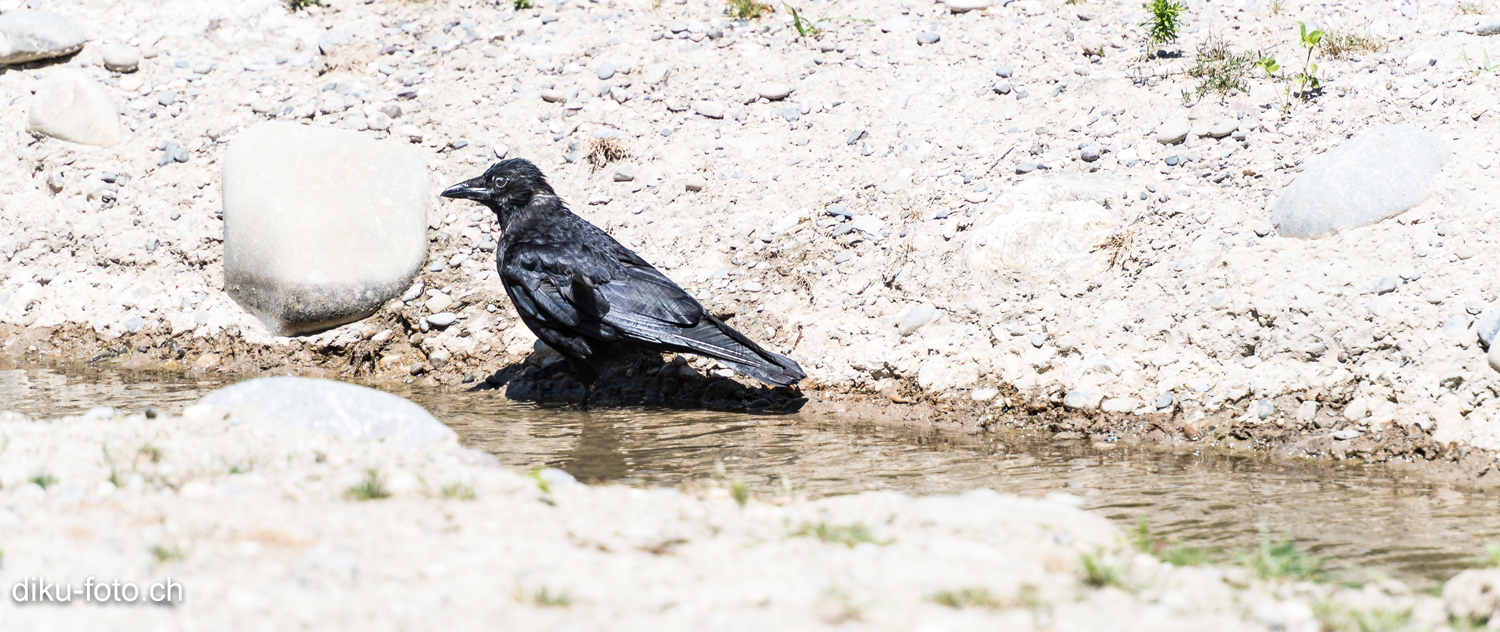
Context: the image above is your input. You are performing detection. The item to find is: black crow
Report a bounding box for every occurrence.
[441,158,805,408]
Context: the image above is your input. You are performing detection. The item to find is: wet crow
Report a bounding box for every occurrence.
[441,158,805,408]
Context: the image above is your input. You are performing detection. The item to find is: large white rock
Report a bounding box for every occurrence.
[1269,125,1447,239]
[26,70,121,147]
[222,122,430,336]
[197,377,456,449]
[962,175,1127,286]
[0,10,85,64]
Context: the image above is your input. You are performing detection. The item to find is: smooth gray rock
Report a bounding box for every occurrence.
[1376,277,1398,294]
[26,70,121,147]
[596,60,615,80]
[1154,391,1175,410]
[100,44,140,73]
[1269,125,1448,239]
[223,122,429,336]
[198,377,455,449]
[898,303,937,336]
[758,83,792,100]
[1255,399,1275,419]
[1156,120,1190,144]
[1479,19,1500,36]
[1063,390,1098,410]
[0,11,85,64]
[1478,307,1500,347]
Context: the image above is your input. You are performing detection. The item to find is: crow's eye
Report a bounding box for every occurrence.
[490,176,506,188]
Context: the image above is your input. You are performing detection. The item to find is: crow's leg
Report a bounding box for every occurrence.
[579,380,597,411]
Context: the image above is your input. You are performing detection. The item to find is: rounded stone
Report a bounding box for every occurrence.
[100,44,140,73]
[1063,390,1096,409]
[1269,125,1448,239]
[0,10,85,64]
[1156,120,1190,145]
[197,377,455,449]
[898,303,937,336]
[26,70,121,147]
[222,122,430,336]
[758,83,793,100]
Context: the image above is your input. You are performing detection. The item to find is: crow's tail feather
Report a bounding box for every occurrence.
[667,316,805,387]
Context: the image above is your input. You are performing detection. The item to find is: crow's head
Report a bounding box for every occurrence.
[441,158,555,212]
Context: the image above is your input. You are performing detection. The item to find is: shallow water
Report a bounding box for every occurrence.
[4,359,1500,588]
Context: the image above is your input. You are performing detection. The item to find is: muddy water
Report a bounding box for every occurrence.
[5,360,1500,588]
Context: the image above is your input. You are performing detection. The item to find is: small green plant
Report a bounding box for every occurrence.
[1313,601,1413,632]
[529,468,556,505]
[520,586,572,607]
[346,468,391,501]
[138,444,163,463]
[782,1,869,39]
[228,461,253,475]
[28,472,56,490]
[442,482,477,500]
[1268,0,1283,13]
[928,587,1005,609]
[513,0,533,9]
[1140,0,1185,57]
[1459,1,1487,14]
[149,544,183,564]
[1240,520,1323,581]
[1079,549,1126,588]
[1463,49,1500,76]
[287,0,321,11]
[730,478,750,507]
[1293,21,1325,99]
[788,521,889,547]
[1476,542,1500,567]
[1132,518,1216,566]
[727,0,773,19]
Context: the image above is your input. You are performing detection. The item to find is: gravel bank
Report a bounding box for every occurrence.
[2,0,1500,465]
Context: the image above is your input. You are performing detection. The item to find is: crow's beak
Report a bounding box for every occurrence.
[441,178,486,201]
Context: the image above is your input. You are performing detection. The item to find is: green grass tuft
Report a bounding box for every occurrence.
[727,0,773,19]
[28,472,56,490]
[513,0,533,9]
[788,521,889,547]
[1080,549,1127,588]
[149,544,183,563]
[346,468,391,501]
[287,0,321,11]
[442,482,477,500]
[1132,518,1216,566]
[1240,520,1323,581]
[730,478,750,507]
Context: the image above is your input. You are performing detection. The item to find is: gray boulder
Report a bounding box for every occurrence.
[1269,125,1447,239]
[0,11,85,64]
[222,122,429,336]
[197,377,455,449]
[26,70,121,146]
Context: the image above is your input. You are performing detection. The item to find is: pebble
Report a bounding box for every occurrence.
[684,176,707,192]
[1029,333,1044,348]
[1443,315,1469,339]
[157,91,179,106]
[1332,429,1363,440]
[992,81,1012,95]
[26,70,121,147]
[825,204,852,218]
[772,108,800,124]
[758,83,793,100]
[898,303,937,336]
[994,66,1014,78]
[834,251,852,264]
[613,165,636,182]
[1366,298,1390,317]
[427,312,458,327]
[401,282,425,302]
[1255,399,1275,419]
[1477,308,1500,347]
[1253,222,1273,237]
[1079,145,1100,162]
[1156,120,1190,145]
[1155,392,1175,410]
[0,10,85,64]
[426,294,455,313]
[596,61,615,80]
[693,100,725,119]
[1063,390,1096,410]
[942,0,991,12]
[915,32,941,45]
[100,44,140,73]
[1376,277,1398,295]
[1480,19,1500,36]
